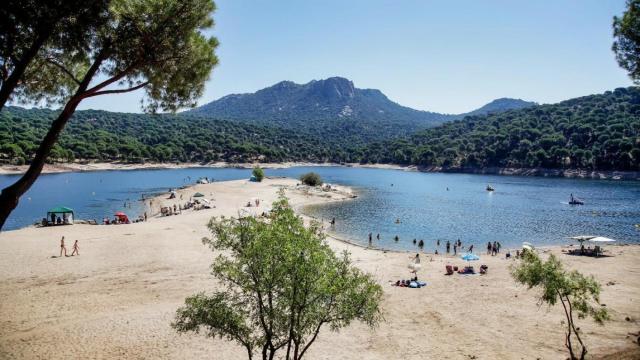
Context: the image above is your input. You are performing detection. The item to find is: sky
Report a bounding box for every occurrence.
[76,0,634,114]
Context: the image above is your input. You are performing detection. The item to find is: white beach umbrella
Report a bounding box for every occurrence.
[568,235,596,241]
[522,242,534,250]
[588,236,616,243]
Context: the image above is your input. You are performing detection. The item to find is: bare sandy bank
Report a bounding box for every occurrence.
[0,161,414,175]
[0,178,638,359]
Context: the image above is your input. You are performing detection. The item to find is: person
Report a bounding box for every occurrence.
[469,244,474,253]
[413,238,416,245]
[59,236,68,257]
[457,239,462,248]
[71,240,79,256]
[435,249,439,255]
[376,233,380,240]
[408,253,421,278]
[255,198,260,207]
[331,217,336,226]
[497,242,501,254]
[446,240,450,254]
[487,241,492,255]
[453,243,457,255]
[144,212,147,221]
[418,239,424,248]
[50,212,56,225]
[492,241,497,256]
[394,235,399,242]
[437,239,440,247]
[56,216,62,225]
[505,251,511,259]
[369,233,372,242]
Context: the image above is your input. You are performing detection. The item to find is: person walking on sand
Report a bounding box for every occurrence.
[469,244,474,253]
[59,236,68,257]
[71,240,79,256]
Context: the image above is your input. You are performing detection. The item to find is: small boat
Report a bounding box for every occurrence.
[568,194,584,205]
[486,185,494,192]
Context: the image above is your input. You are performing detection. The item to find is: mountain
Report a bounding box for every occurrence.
[1,87,637,172]
[461,98,537,117]
[186,77,534,143]
[359,87,640,171]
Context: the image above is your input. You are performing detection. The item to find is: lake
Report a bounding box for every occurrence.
[1,166,638,251]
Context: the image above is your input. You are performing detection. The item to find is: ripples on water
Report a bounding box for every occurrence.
[1,166,638,251]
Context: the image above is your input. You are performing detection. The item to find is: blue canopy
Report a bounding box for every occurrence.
[461,253,480,261]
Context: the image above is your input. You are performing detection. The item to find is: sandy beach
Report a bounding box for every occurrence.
[0,177,639,359]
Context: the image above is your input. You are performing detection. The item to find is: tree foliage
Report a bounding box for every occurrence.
[511,251,608,360]
[173,196,383,360]
[613,0,640,84]
[299,172,322,187]
[0,0,219,231]
[0,0,111,110]
[252,166,264,182]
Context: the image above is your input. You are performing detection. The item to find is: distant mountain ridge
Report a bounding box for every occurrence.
[186,77,536,142]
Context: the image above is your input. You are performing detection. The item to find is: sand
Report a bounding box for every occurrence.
[0,177,639,359]
[0,161,413,175]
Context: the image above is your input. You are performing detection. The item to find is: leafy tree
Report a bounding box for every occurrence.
[511,251,609,360]
[252,166,264,182]
[0,0,219,230]
[613,0,640,84]
[300,172,322,187]
[173,196,383,360]
[0,0,110,109]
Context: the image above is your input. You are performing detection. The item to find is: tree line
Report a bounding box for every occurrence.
[2,86,639,171]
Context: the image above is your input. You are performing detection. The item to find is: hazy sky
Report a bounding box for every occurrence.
[76,0,633,114]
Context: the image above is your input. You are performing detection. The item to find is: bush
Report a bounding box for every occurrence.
[252,166,264,182]
[173,196,382,360]
[300,172,322,186]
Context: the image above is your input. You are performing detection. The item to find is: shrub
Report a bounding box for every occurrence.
[300,172,322,186]
[252,166,264,182]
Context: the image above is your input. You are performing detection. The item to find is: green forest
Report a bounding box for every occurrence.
[1,86,639,171]
[360,87,640,171]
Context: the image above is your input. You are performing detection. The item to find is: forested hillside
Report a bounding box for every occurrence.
[360,87,640,171]
[186,77,535,142]
[1,87,638,172]
[0,107,353,164]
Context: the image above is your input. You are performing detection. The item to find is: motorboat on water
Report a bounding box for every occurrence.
[486,184,495,192]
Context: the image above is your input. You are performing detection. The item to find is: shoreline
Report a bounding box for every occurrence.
[2,161,637,181]
[1,177,639,359]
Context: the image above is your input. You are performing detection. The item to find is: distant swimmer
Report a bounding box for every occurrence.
[395,218,401,224]
[394,235,399,242]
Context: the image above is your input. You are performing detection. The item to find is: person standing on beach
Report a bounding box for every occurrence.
[487,242,492,255]
[446,240,450,254]
[497,242,501,253]
[437,239,440,247]
[59,236,68,257]
[144,212,147,221]
[453,243,457,255]
[369,233,372,242]
[71,240,79,256]
[376,233,380,240]
[469,244,474,253]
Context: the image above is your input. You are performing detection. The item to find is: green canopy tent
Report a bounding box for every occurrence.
[193,192,205,198]
[46,206,74,225]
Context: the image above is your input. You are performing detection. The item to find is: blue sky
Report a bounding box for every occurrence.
[77,0,633,114]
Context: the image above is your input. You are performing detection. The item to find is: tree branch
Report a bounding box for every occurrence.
[83,81,149,98]
[44,58,81,85]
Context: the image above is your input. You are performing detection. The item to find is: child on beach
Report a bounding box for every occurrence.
[71,240,79,256]
[59,236,67,257]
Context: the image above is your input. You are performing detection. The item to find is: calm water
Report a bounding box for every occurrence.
[1,167,639,251]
